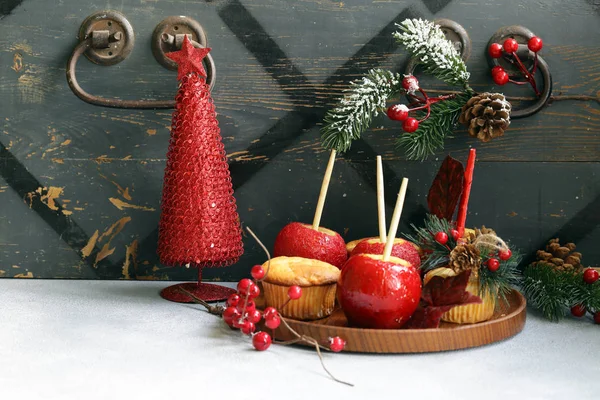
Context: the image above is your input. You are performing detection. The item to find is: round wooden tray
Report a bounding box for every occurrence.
[272,289,526,353]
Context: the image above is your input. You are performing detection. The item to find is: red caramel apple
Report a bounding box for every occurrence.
[345,237,377,255]
[273,222,347,269]
[337,253,421,329]
[350,238,421,268]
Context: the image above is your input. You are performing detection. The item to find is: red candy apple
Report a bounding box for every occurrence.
[273,222,347,269]
[345,237,377,255]
[337,254,422,329]
[350,238,421,268]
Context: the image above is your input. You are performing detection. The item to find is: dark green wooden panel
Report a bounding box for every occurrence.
[0,0,598,280]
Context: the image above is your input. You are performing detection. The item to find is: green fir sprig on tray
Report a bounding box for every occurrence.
[479,249,522,302]
[404,214,454,271]
[321,69,403,153]
[404,214,520,303]
[522,263,600,322]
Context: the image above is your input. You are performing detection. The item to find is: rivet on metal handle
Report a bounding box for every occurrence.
[66,11,215,109]
[486,25,552,119]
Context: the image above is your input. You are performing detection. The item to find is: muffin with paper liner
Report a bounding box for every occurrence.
[260,256,340,321]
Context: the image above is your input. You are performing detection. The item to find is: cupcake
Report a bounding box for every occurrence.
[261,256,340,320]
[424,266,496,324]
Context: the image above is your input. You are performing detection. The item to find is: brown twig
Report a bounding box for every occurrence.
[276,316,330,351]
[180,227,353,387]
[277,317,353,387]
[245,226,353,387]
[246,227,271,281]
[177,287,224,316]
[424,89,600,104]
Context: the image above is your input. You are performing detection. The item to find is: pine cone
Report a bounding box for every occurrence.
[459,93,511,142]
[532,238,582,273]
[449,244,481,275]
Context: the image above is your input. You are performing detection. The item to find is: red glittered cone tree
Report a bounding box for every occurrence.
[158,37,243,303]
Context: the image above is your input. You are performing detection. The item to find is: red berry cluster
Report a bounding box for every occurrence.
[387,75,456,133]
[571,268,600,323]
[434,230,512,273]
[488,36,543,96]
[223,264,347,351]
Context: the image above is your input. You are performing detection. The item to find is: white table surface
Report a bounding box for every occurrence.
[0,280,598,400]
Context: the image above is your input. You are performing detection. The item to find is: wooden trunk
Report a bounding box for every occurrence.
[0,0,599,280]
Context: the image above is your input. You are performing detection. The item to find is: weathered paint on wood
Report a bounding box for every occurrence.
[0,0,599,280]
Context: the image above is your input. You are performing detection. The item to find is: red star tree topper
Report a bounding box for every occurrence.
[158,36,243,302]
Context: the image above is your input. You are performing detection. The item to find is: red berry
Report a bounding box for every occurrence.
[402,75,419,92]
[570,304,586,318]
[232,316,245,329]
[237,278,253,296]
[288,285,302,300]
[329,336,346,353]
[488,43,503,58]
[503,38,519,53]
[528,36,543,53]
[487,258,500,272]
[387,104,409,121]
[434,231,448,245]
[237,299,256,314]
[594,312,600,324]
[450,229,460,241]
[226,293,241,307]
[223,306,241,327]
[248,283,261,299]
[583,268,600,284]
[491,66,504,76]
[499,249,512,261]
[250,265,265,280]
[263,307,278,320]
[402,117,419,133]
[265,313,281,330]
[248,309,262,324]
[241,321,256,335]
[493,70,509,85]
[252,331,272,351]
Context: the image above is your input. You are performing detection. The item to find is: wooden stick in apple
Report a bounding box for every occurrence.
[376,155,387,243]
[312,149,337,230]
[382,178,409,261]
[456,148,476,238]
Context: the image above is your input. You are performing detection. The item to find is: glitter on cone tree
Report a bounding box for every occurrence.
[158,36,243,303]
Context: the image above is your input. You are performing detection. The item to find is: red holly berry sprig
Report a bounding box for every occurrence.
[488,36,544,96]
[174,228,352,385]
[570,303,586,318]
[220,227,353,386]
[432,228,514,273]
[387,75,457,133]
[583,268,600,285]
[567,269,600,321]
[226,273,349,355]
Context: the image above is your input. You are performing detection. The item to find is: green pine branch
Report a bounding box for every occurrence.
[405,214,521,304]
[479,249,522,303]
[393,19,471,89]
[396,94,468,161]
[521,263,600,321]
[404,214,455,272]
[521,263,577,321]
[321,69,403,153]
